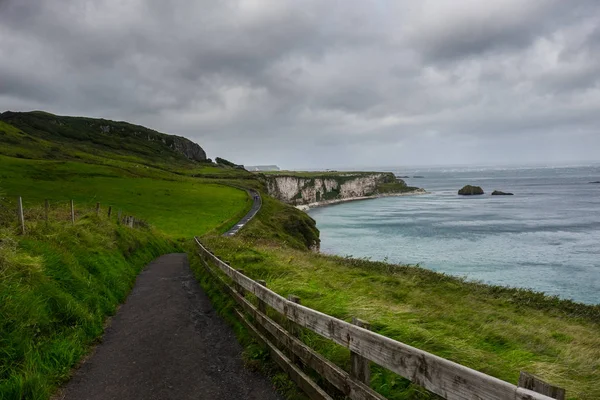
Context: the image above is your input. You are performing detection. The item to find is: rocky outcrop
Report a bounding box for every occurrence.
[166,136,206,161]
[458,185,484,195]
[263,173,420,205]
[492,190,514,195]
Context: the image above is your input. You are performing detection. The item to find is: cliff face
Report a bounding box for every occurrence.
[263,173,412,205]
[164,136,206,161]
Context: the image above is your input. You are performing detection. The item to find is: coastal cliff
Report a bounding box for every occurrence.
[261,172,423,206]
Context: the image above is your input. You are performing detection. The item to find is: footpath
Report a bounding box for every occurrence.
[58,190,279,400]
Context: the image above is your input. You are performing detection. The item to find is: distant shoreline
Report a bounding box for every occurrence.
[295,189,427,211]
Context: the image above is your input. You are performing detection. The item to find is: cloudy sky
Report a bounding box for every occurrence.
[1,0,599,168]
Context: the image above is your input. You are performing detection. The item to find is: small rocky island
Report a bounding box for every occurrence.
[492,190,514,195]
[458,185,484,195]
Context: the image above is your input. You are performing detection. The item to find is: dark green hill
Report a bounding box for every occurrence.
[0,111,207,168]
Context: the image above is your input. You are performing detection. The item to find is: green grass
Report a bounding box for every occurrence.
[0,112,254,183]
[0,203,178,399]
[0,155,251,238]
[234,194,320,250]
[0,114,257,398]
[196,226,599,399]
[0,111,199,169]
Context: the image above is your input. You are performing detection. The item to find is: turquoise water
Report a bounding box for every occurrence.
[308,165,600,305]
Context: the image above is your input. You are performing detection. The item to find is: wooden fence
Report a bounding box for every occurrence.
[11,196,146,233]
[194,237,565,400]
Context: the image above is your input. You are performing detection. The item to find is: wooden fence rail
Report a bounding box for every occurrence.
[194,237,561,400]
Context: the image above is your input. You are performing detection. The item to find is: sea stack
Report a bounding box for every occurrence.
[458,185,484,195]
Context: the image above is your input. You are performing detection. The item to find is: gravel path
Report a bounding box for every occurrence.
[58,254,281,400]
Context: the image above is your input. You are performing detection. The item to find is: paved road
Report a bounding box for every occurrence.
[223,189,261,237]
[59,254,281,400]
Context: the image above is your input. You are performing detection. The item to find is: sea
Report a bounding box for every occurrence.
[307,165,600,305]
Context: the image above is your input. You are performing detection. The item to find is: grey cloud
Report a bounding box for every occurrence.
[1,0,599,168]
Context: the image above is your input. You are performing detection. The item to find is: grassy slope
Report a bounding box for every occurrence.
[0,111,198,168]
[0,155,250,238]
[0,113,256,399]
[195,209,599,399]
[0,206,178,399]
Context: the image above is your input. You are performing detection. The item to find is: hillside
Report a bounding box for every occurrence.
[0,111,207,170]
[0,111,264,238]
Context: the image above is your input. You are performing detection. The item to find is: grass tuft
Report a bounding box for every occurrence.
[0,202,178,399]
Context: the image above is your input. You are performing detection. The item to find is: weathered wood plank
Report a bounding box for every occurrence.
[194,238,556,400]
[240,290,386,400]
[234,309,333,400]
[284,297,524,400]
[197,248,385,400]
[351,318,371,386]
[515,387,559,400]
[256,280,267,314]
[518,372,565,400]
[198,240,287,313]
[287,295,302,365]
[235,269,246,297]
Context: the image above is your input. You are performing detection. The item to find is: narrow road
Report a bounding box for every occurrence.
[223,189,261,237]
[58,254,281,400]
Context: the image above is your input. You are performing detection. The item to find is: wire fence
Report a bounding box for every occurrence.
[0,195,149,234]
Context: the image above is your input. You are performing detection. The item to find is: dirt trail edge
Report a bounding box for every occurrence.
[58,254,282,400]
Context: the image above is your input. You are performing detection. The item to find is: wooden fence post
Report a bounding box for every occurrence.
[44,199,49,222]
[287,295,302,364]
[107,206,112,218]
[95,202,100,216]
[519,372,565,400]
[351,317,371,386]
[257,280,267,314]
[117,209,122,221]
[70,200,75,225]
[235,270,246,297]
[130,216,134,228]
[17,196,25,235]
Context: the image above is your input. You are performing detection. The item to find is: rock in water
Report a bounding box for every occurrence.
[589,181,600,184]
[492,190,514,195]
[458,185,484,195]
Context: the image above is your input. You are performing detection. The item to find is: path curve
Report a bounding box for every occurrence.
[223,188,261,237]
[58,254,281,400]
